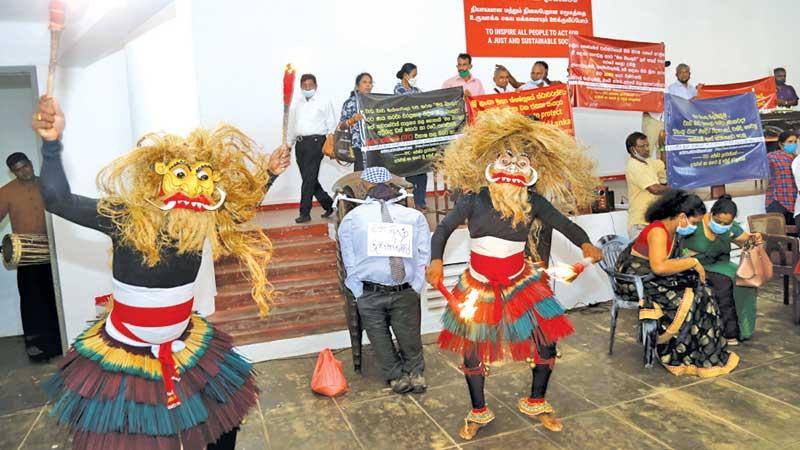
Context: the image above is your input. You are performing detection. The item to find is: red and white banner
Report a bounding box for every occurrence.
[463,0,593,58]
[466,84,575,135]
[696,76,778,111]
[568,35,665,112]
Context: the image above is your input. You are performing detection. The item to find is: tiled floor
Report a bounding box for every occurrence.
[2,279,799,450]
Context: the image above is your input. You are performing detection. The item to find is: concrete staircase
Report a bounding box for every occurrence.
[208,223,347,346]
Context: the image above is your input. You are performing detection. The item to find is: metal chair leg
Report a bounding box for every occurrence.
[608,301,618,355]
[785,275,790,305]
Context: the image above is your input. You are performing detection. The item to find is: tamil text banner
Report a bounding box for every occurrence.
[357,88,466,177]
[464,0,593,57]
[664,93,768,189]
[696,76,778,111]
[466,84,574,134]
[568,35,665,112]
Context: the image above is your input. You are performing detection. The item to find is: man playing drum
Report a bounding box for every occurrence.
[0,152,62,361]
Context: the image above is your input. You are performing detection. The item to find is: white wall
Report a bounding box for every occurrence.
[0,83,39,337]
[190,0,800,195]
[52,50,134,343]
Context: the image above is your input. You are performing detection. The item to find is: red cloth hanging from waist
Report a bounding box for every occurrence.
[469,251,525,324]
[108,297,194,409]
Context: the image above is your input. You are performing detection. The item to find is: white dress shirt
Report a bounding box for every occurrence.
[337,199,431,298]
[492,84,514,94]
[667,81,697,100]
[287,94,337,144]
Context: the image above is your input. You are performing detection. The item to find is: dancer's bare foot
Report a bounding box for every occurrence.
[458,407,495,440]
[537,413,563,432]
[458,421,487,440]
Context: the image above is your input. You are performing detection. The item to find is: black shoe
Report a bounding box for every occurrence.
[321,208,335,219]
[409,373,427,393]
[295,215,311,223]
[389,375,413,394]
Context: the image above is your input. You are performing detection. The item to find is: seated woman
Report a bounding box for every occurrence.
[615,190,739,377]
[682,195,763,344]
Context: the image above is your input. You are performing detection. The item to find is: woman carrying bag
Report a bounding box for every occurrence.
[682,195,765,343]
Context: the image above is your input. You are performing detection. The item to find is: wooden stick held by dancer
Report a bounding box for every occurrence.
[282,64,296,145]
[47,0,66,96]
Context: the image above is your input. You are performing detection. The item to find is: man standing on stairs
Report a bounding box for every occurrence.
[338,167,431,394]
[288,73,336,223]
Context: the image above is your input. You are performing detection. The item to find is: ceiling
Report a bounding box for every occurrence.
[0,0,91,25]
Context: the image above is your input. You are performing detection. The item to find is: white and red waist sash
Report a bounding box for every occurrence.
[468,236,527,324]
[104,279,195,408]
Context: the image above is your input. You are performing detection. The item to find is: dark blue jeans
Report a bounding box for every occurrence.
[405,173,428,208]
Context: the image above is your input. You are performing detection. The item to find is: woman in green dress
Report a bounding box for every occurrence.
[681,195,763,344]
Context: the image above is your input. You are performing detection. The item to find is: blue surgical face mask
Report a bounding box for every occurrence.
[676,217,697,236]
[709,218,732,235]
[784,143,797,154]
[302,89,316,99]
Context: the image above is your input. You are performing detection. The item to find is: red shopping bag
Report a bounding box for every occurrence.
[311,348,348,397]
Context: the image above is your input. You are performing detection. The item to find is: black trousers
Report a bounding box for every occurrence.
[356,287,424,381]
[353,147,364,172]
[207,428,238,450]
[17,263,62,356]
[405,173,428,208]
[706,271,740,339]
[295,135,333,216]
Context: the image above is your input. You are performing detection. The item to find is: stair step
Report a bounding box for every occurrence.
[215,256,337,284]
[210,290,345,324]
[224,317,348,346]
[262,223,329,240]
[216,267,340,296]
[215,279,342,310]
[217,311,348,346]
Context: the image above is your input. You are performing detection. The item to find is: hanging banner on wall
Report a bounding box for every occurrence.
[463,0,593,58]
[696,76,778,111]
[664,92,768,189]
[466,84,575,134]
[357,88,466,177]
[568,35,665,112]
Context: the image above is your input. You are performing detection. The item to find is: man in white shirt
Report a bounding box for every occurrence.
[667,63,697,100]
[288,73,336,223]
[492,66,514,94]
[338,167,431,394]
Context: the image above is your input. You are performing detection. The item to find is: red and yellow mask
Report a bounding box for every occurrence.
[152,159,225,211]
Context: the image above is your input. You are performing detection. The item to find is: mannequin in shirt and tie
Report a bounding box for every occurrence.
[287,73,336,223]
[337,167,431,394]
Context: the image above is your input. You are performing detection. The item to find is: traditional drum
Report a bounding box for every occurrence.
[1,233,50,269]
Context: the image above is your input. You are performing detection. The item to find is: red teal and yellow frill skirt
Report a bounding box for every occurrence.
[438,261,574,363]
[44,314,258,450]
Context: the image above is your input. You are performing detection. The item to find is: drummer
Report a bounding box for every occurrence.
[0,152,62,361]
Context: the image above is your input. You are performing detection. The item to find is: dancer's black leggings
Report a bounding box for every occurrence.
[207,428,238,450]
[463,343,557,409]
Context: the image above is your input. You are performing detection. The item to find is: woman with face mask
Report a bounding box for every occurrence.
[393,63,428,211]
[394,63,420,96]
[766,130,798,226]
[614,189,739,377]
[339,73,373,171]
[681,195,763,344]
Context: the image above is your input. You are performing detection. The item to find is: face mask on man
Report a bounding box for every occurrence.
[708,218,732,235]
[302,89,316,99]
[532,78,544,86]
[784,143,797,154]
[458,70,470,78]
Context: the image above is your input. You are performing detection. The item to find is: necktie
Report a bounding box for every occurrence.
[379,200,406,283]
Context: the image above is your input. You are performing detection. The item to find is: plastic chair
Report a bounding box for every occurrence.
[749,213,800,317]
[597,235,658,368]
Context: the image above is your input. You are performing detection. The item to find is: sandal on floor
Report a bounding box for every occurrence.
[458,407,495,440]
[518,398,563,432]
